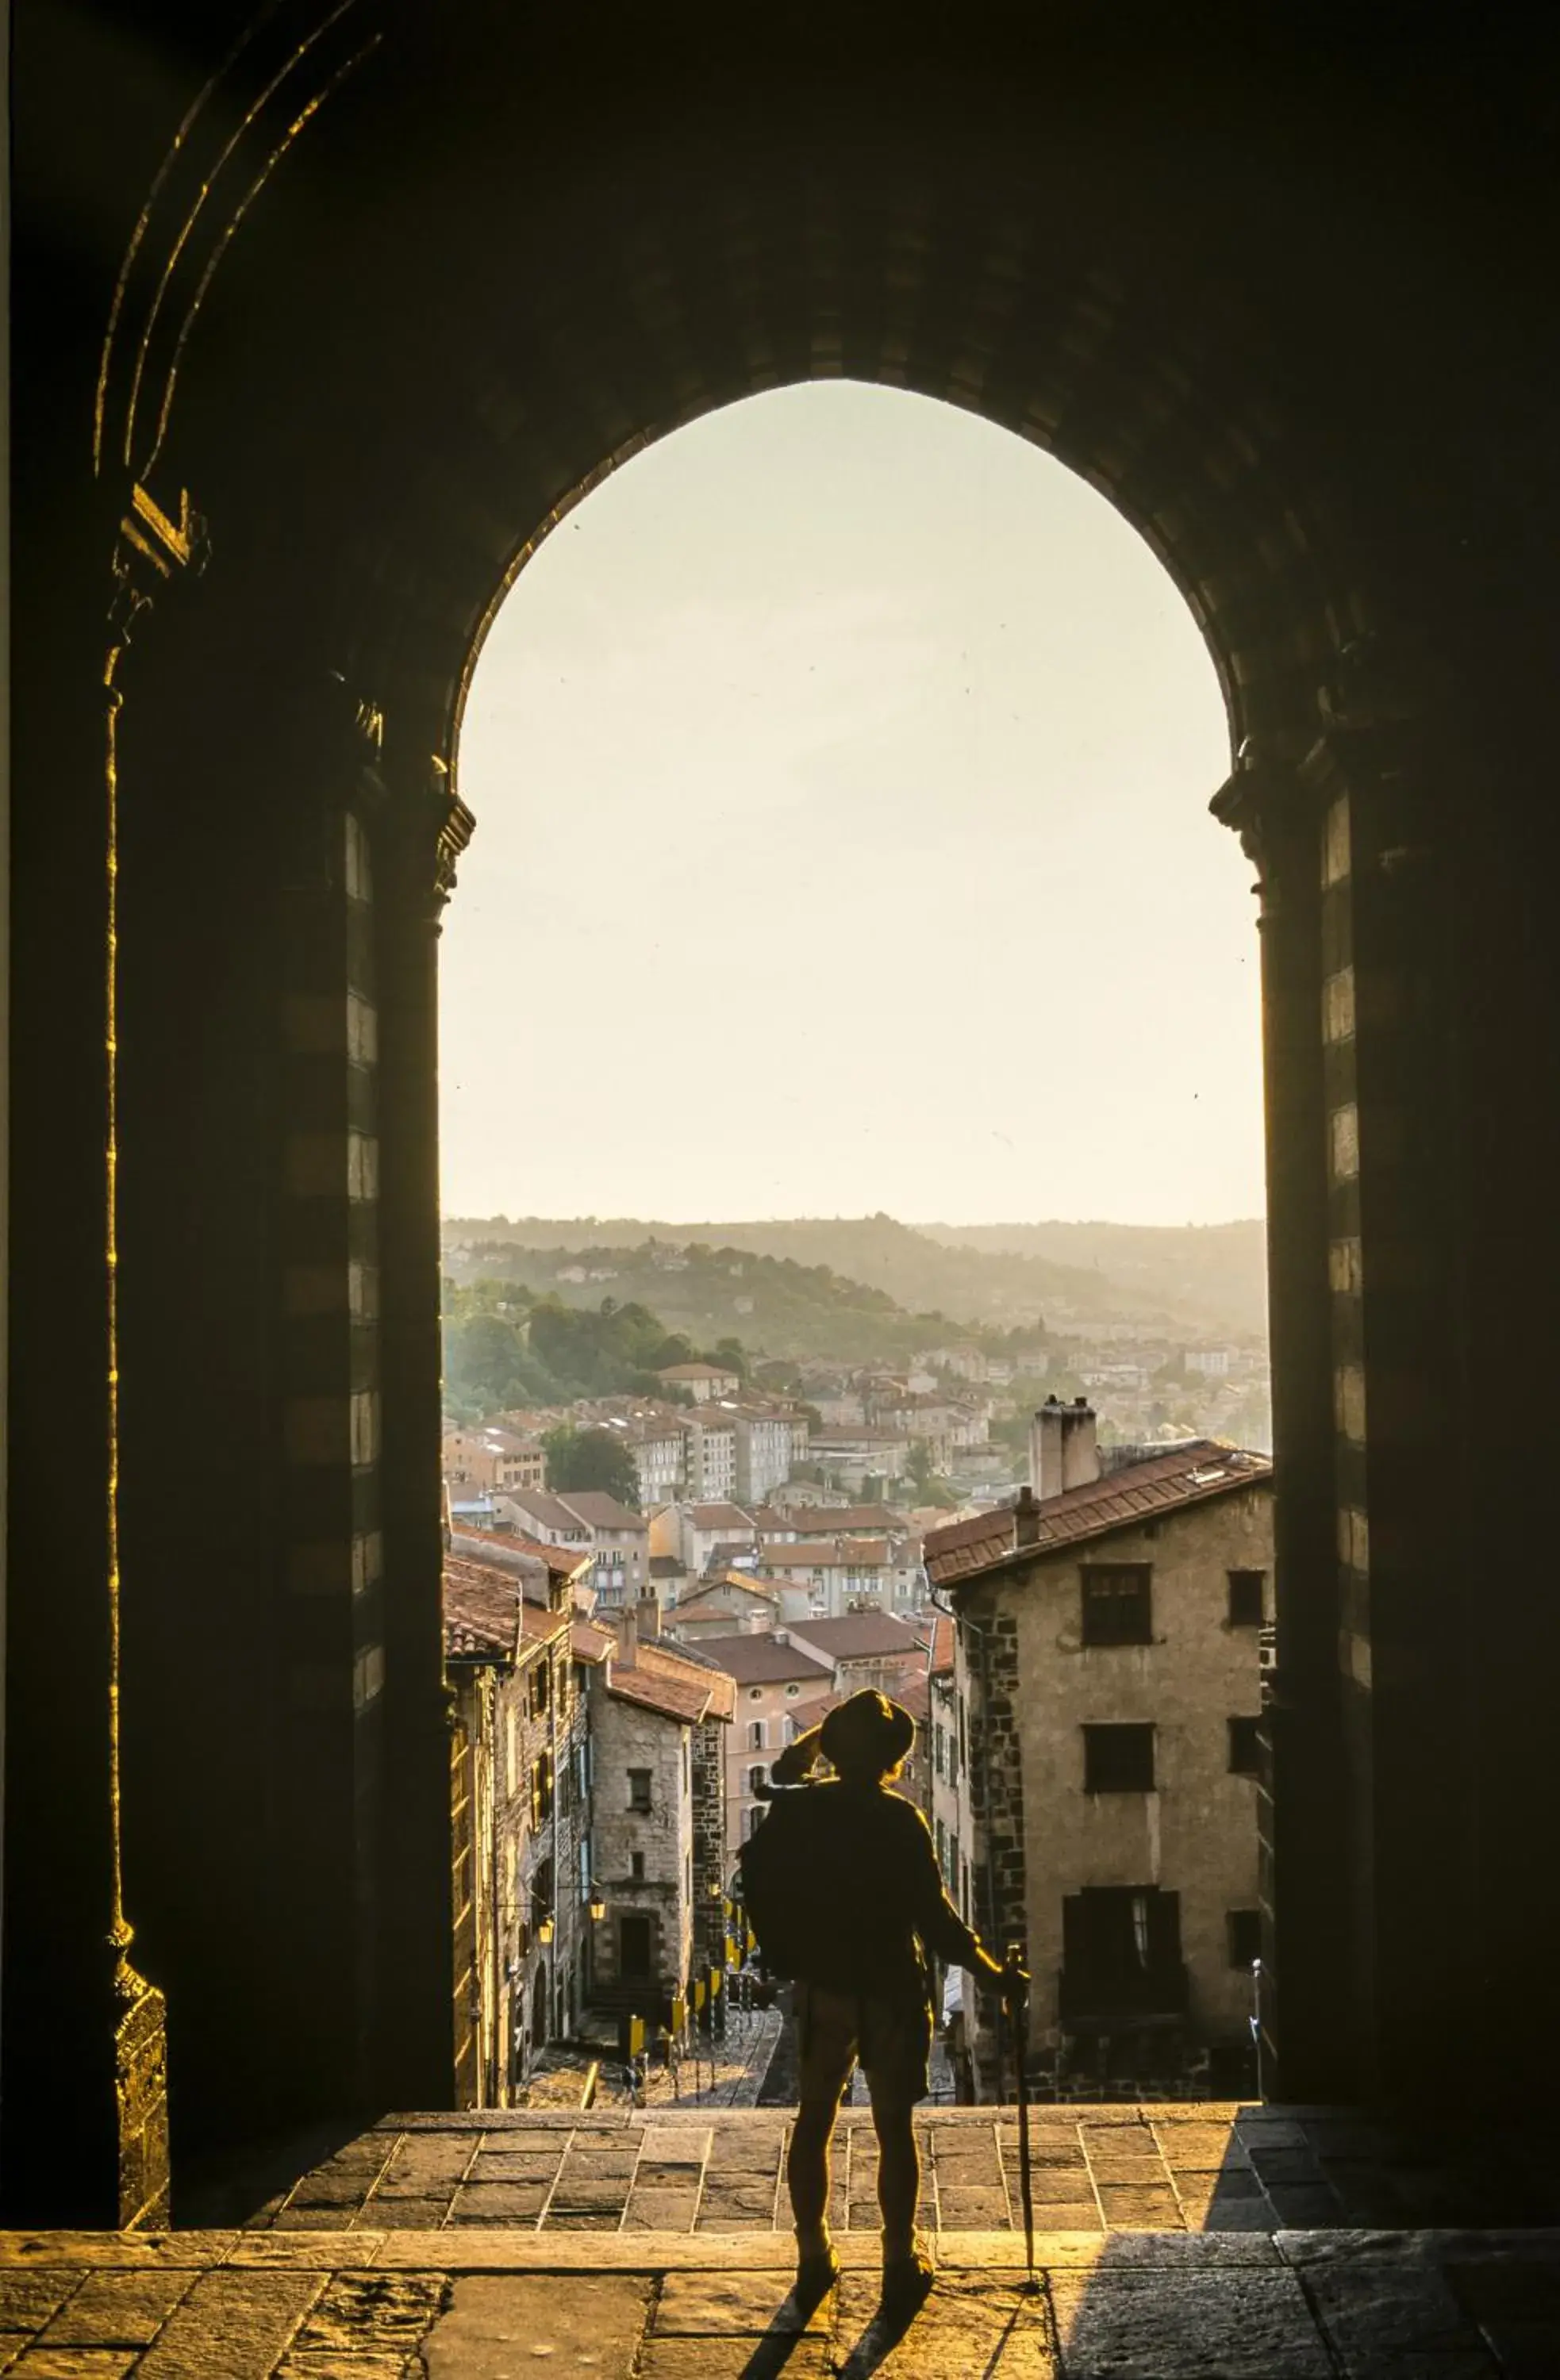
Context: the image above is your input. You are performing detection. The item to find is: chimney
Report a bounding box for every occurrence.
[615,1604,639,1668]
[1029,1395,1100,1501]
[1013,1484,1042,1549]
[636,1592,661,1641]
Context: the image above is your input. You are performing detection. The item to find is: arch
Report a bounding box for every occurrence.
[19,3,1557,2228]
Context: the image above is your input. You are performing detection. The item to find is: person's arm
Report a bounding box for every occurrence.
[897,1801,1006,1985]
[770,1724,824,1787]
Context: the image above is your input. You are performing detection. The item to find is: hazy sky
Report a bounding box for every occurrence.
[444,383,1262,1226]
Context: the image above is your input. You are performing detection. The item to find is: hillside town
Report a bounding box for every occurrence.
[444,1335,1274,2109]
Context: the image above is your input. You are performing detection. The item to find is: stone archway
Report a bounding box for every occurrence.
[11,2,1558,2225]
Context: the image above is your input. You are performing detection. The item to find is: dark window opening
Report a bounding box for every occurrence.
[1083,1722,1155,1793]
[631,1851,645,1881]
[1228,1571,1266,1627]
[1228,1716,1262,1775]
[628,1768,652,1813]
[530,1750,553,1825]
[1061,1886,1185,2019]
[1228,1908,1262,1967]
[619,1913,653,1982]
[529,1657,550,1716]
[1081,1564,1153,1645]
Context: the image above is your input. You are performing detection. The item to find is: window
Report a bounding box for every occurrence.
[1228,1716,1262,1775]
[1082,1723,1155,1793]
[747,1804,766,1838]
[628,1768,652,1813]
[1063,1886,1182,2002]
[529,1658,550,1718]
[631,1851,646,1881]
[748,1685,763,1701]
[747,1718,766,1751]
[748,1764,767,1797]
[785,1683,800,1698]
[505,1706,517,1793]
[1081,1564,1153,1646]
[529,1750,553,1825]
[1228,1908,1262,1967]
[1228,1571,1266,1627]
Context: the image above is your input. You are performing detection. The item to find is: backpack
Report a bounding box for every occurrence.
[734,1786,828,1980]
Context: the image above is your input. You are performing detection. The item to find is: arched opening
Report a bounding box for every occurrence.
[13,6,1557,2227]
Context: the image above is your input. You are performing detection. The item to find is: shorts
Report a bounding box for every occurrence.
[793,1981,932,2106]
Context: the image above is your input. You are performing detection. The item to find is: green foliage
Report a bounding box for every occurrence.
[542,1425,642,1509]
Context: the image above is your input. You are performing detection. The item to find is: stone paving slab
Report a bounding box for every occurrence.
[0,2232,1555,2374]
[243,2106,1560,2243]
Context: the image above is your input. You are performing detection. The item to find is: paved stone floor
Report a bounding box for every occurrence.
[240,2106,1560,2238]
[2,2223,1558,2374]
[4,2109,1558,2374]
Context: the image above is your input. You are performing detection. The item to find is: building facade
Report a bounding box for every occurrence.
[928,1427,1273,2099]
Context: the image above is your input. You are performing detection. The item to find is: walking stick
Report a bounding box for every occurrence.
[1005,1941,1037,2294]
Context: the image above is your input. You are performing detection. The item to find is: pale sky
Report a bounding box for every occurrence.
[444,382,1262,1226]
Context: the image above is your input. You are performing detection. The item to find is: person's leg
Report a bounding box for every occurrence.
[869,2093,920,2261]
[865,1995,935,2305]
[787,1986,854,2274]
[787,2089,844,2257]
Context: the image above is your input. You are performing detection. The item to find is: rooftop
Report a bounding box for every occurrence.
[550,1489,644,1530]
[755,1538,892,1568]
[785,1612,928,1660]
[694,1632,835,1686]
[924,1441,1274,1588]
[683,1501,757,1530]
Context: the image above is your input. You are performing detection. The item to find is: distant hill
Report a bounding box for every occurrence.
[443,1212,1266,1344]
[918,1219,1268,1340]
[441,1234,1009,1368]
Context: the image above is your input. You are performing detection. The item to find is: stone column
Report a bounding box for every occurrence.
[2,480,205,2224]
[371,754,473,2106]
[1211,743,1357,2101]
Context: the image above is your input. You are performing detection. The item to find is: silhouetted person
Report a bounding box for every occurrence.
[749,1687,1024,2313]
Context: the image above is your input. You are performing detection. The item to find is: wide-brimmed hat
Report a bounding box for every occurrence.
[820,1688,916,1776]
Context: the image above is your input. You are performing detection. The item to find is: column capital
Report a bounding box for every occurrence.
[379,754,476,919]
[107,480,209,653]
[1208,739,1315,906]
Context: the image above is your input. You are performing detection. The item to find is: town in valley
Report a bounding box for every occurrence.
[440,1211,1274,2113]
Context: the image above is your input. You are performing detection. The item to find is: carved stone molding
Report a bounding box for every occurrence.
[108,481,209,653]
[1208,739,1309,908]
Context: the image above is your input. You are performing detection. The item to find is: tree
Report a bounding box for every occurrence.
[709,1335,749,1381]
[907,1438,939,1493]
[542,1425,641,1510]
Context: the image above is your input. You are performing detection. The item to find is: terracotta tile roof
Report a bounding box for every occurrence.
[924,1443,1273,1589]
[444,1556,520,1663]
[927,1614,956,1677]
[786,1614,928,1661]
[685,1502,757,1530]
[553,1491,644,1530]
[605,1667,713,1722]
[639,1637,736,1722]
[571,1620,615,1664]
[782,1503,901,1536]
[601,1635,736,1726]
[502,1489,594,1537]
[756,1540,892,1569]
[696,1633,836,1686]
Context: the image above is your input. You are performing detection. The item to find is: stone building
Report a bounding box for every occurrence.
[444,1540,584,2108]
[574,1605,735,2021]
[928,1424,1273,2098]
